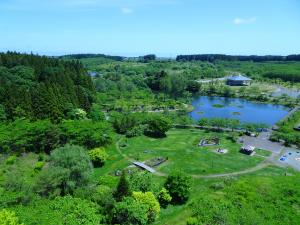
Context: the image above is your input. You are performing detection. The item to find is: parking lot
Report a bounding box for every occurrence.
[239,131,283,154]
[278,148,300,171]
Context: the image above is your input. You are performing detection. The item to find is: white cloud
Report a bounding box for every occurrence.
[121,7,133,14]
[233,17,257,25]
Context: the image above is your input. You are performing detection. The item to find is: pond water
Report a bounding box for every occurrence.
[189,96,290,125]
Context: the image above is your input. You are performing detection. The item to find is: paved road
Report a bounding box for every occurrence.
[239,131,283,154]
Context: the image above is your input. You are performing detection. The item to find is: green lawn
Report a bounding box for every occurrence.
[255,148,272,157]
[121,129,265,175]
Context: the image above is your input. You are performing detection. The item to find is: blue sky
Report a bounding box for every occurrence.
[0,0,299,56]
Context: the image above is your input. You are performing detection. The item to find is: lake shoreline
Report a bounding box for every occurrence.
[189,95,291,125]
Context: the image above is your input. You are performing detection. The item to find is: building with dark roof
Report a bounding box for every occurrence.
[227,74,252,86]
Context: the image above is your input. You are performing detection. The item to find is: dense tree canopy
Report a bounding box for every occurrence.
[164,171,192,204]
[36,145,93,196]
[0,52,94,121]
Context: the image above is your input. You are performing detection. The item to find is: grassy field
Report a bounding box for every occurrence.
[121,129,266,175]
[156,165,299,225]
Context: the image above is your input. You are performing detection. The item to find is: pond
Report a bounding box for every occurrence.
[189,96,290,125]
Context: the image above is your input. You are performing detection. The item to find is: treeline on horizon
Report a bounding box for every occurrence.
[0,52,95,122]
[60,53,124,61]
[176,54,300,62]
[59,53,300,63]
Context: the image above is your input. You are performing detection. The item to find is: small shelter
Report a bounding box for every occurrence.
[227,74,252,86]
[240,145,255,155]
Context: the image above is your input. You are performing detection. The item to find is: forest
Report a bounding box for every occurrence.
[1,52,300,225]
[176,54,300,62]
[0,52,94,122]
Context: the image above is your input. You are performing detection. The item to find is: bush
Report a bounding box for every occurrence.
[0,119,60,154]
[0,209,24,225]
[132,191,160,223]
[88,147,108,167]
[114,172,132,202]
[38,153,45,161]
[164,171,192,204]
[34,161,45,172]
[157,188,172,208]
[36,145,93,197]
[112,197,148,225]
[6,155,16,165]
[50,196,101,225]
[59,120,112,149]
[125,125,146,138]
[129,172,157,193]
[186,217,198,225]
[144,115,172,138]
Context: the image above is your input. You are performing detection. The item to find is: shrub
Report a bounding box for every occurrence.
[164,171,192,204]
[125,125,146,138]
[114,172,131,202]
[67,108,87,120]
[144,115,172,138]
[186,217,198,225]
[157,188,172,208]
[132,191,160,223]
[0,209,24,225]
[36,145,93,197]
[129,172,157,193]
[112,197,148,225]
[88,147,108,167]
[34,161,45,172]
[6,155,16,165]
[59,120,112,149]
[38,153,45,161]
[50,196,101,225]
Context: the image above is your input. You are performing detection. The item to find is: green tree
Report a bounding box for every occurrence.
[114,171,131,201]
[0,119,60,154]
[67,108,87,120]
[0,209,24,225]
[223,86,233,97]
[198,118,209,126]
[0,104,7,121]
[164,171,192,204]
[210,118,226,130]
[145,115,171,137]
[129,172,157,193]
[50,196,101,225]
[36,145,93,196]
[112,197,148,225]
[111,112,138,134]
[59,120,112,149]
[89,104,105,121]
[157,188,172,208]
[88,147,108,167]
[132,191,160,223]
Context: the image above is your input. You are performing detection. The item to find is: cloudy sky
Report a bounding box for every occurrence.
[0,0,299,56]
